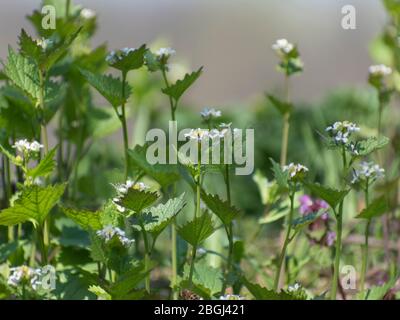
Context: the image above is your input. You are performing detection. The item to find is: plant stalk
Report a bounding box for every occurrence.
[274,191,295,291]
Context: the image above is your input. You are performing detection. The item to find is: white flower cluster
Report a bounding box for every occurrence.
[96,225,135,247]
[351,162,385,184]
[106,48,136,64]
[287,282,301,292]
[112,180,148,213]
[219,294,245,300]
[369,64,392,77]
[155,47,176,59]
[80,8,96,19]
[200,108,222,121]
[184,127,237,142]
[8,266,43,290]
[326,121,360,144]
[35,38,53,51]
[12,139,43,154]
[283,163,309,180]
[272,38,294,55]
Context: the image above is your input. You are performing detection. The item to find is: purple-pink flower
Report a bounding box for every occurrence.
[299,195,328,216]
[326,231,336,247]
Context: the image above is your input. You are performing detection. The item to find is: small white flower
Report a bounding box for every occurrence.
[283,163,309,180]
[200,107,222,121]
[8,266,42,291]
[272,38,294,55]
[96,225,134,247]
[12,139,30,153]
[351,162,385,184]
[80,8,96,19]
[184,128,210,142]
[12,139,43,154]
[36,38,53,50]
[326,121,360,145]
[288,282,301,292]
[106,48,135,64]
[155,47,176,59]
[369,64,392,77]
[219,294,245,300]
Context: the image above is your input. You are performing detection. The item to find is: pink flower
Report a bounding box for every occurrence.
[326,231,336,247]
[299,195,328,216]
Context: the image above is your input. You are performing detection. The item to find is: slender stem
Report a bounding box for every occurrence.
[331,203,343,300]
[331,146,347,300]
[162,68,175,121]
[139,220,151,293]
[188,243,198,287]
[274,191,295,291]
[162,67,179,298]
[66,0,71,18]
[188,164,202,286]
[3,156,14,242]
[222,164,234,293]
[38,69,50,250]
[38,226,48,266]
[280,75,290,167]
[360,182,370,292]
[120,71,130,180]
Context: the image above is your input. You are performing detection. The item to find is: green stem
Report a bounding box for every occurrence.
[360,183,370,292]
[66,0,71,18]
[331,204,343,300]
[280,75,290,167]
[331,146,347,300]
[38,69,50,250]
[120,71,130,180]
[162,67,179,299]
[140,222,151,294]
[189,163,202,286]
[274,191,295,291]
[222,164,234,293]
[38,226,48,266]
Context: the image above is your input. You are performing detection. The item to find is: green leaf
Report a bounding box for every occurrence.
[242,278,304,300]
[0,184,66,226]
[355,136,389,157]
[108,45,147,72]
[180,261,223,298]
[88,285,112,300]
[61,207,103,231]
[26,146,57,179]
[115,188,159,214]
[0,144,19,167]
[178,212,215,247]
[80,69,131,108]
[305,182,349,209]
[142,193,186,236]
[0,242,19,263]
[3,47,41,102]
[108,262,150,299]
[128,145,180,187]
[90,232,107,264]
[200,191,240,225]
[267,94,292,115]
[270,158,289,191]
[356,276,397,300]
[356,196,388,220]
[292,212,319,230]
[2,47,58,105]
[144,50,161,72]
[40,27,82,71]
[18,29,42,62]
[253,170,279,205]
[162,67,203,102]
